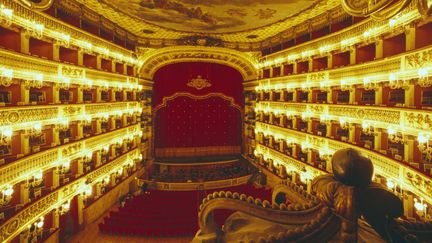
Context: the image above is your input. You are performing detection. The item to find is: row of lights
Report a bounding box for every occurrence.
[257,11,418,68]
[0,127,143,192]
[255,66,430,92]
[0,4,142,66]
[254,107,431,148]
[0,66,144,90]
[0,106,142,137]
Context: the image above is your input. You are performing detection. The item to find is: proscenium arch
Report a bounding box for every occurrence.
[138,46,259,81]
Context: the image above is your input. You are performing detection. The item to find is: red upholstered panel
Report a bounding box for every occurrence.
[153,62,244,153]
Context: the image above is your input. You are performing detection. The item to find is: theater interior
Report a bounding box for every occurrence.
[1,0,432,242]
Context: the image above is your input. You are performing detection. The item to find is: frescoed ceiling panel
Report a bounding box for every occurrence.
[101,0,316,33]
[61,0,342,43]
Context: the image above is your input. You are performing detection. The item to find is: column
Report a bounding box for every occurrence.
[349,88,356,104]
[374,129,382,152]
[326,122,332,137]
[20,183,30,205]
[53,43,60,62]
[349,47,356,65]
[405,25,416,51]
[96,55,102,70]
[348,124,356,143]
[20,31,30,54]
[78,49,84,66]
[292,62,298,74]
[375,38,383,60]
[96,88,102,102]
[95,151,102,167]
[327,54,333,69]
[327,89,333,103]
[77,87,83,103]
[53,84,60,104]
[405,85,415,108]
[20,81,29,105]
[20,132,30,155]
[404,135,415,163]
[375,87,383,105]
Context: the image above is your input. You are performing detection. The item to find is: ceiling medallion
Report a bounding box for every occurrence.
[187,75,212,90]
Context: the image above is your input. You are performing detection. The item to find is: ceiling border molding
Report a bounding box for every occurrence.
[139,46,259,81]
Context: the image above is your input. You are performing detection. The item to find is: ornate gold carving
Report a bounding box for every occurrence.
[403,111,432,130]
[404,49,432,70]
[139,46,257,81]
[341,0,412,20]
[61,142,83,157]
[16,0,54,10]
[187,75,212,90]
[58,65,86,79]
[153,92,242,113]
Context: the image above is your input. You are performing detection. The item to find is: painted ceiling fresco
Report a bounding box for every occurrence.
[102,0,319,33]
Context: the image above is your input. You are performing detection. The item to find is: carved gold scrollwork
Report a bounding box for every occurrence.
[341,0,412,20]
[0,76,12,87]
[417,0,432,16]
[16,0,54,11]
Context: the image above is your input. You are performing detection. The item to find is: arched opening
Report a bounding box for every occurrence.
[152,62,244,161]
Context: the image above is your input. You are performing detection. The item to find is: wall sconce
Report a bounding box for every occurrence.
[387,128,405,144]
[0,185,13,206]
[339,117,348,130]
[54,31,71,48]
[414,197,428,219]
[299,169,313,184]
[34,216,44,229]
[59,118,69,129]
[388,73,409,90]
[0,5,13,27]
[301,142,312,154]
[362,122,375,136]
[83,184,92,198]
[0,67,13,87]
[301,112,312,121]
[417,134,432,161]
[0,127,13,148]
[340,80,351,91]
[363,77,380,90]
[417,68,431,87]
[59,160,70,174]
[319,114,331,124]
[58,200,70,215]
[32,171,43,187]
[25,20,44,39]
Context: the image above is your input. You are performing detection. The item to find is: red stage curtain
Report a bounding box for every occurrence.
[153,62,244,157]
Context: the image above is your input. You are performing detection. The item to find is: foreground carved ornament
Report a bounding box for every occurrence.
[341,0,414,20]
[16,0,54,11]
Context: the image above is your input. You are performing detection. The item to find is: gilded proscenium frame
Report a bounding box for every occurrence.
[139,46,258,81]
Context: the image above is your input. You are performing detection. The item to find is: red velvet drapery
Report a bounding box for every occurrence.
[153,62,244,158]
